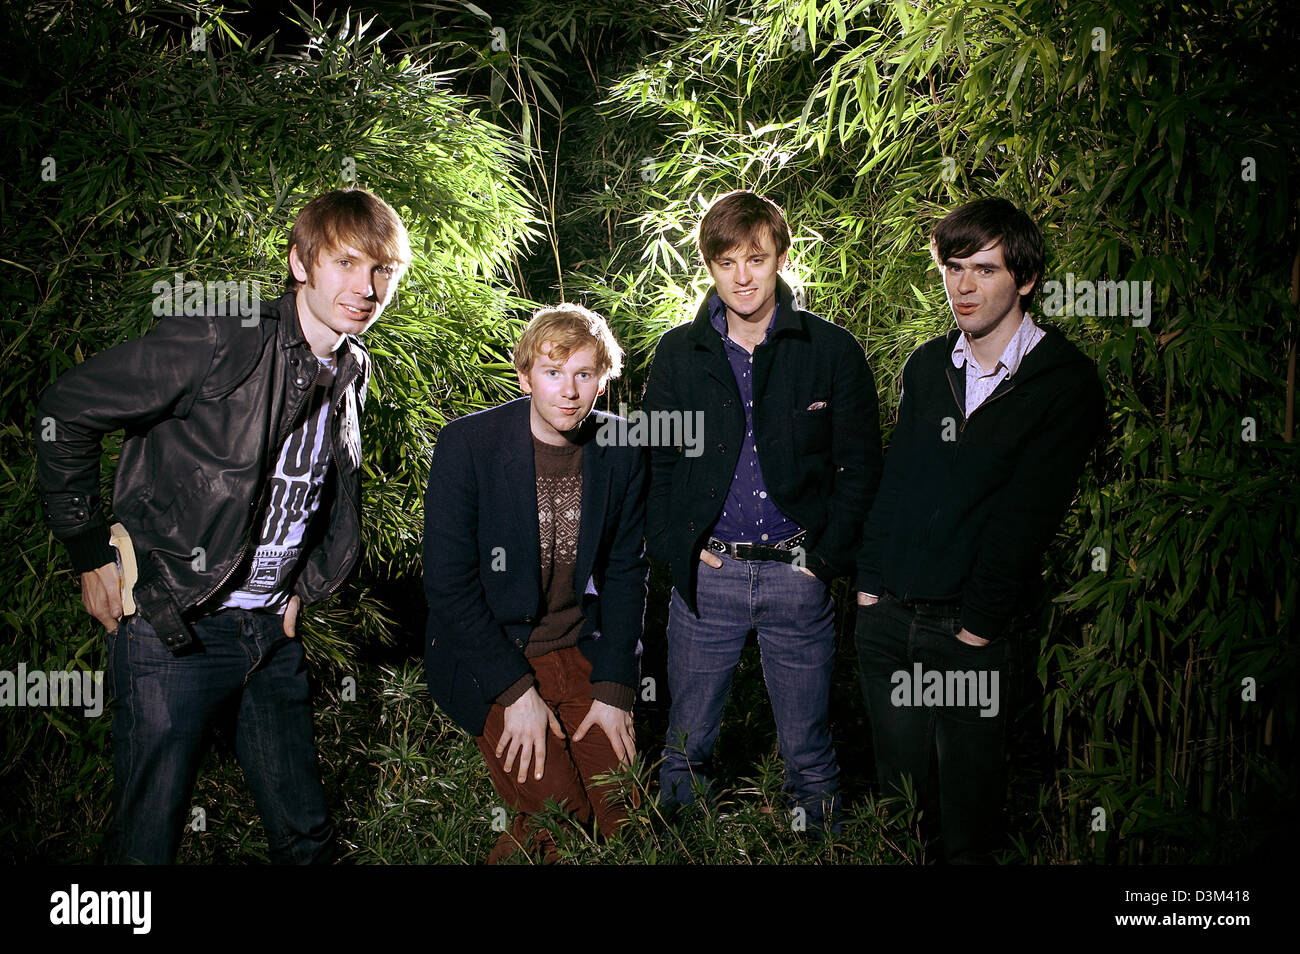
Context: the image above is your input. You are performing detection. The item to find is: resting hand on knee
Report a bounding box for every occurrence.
[497,687,564,783]
[573,699,635,765]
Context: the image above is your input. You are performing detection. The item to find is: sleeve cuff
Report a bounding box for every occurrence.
[591,680,635,712]
[494,672,535,709]
[806,551,839,583]
[960,607,1011,644]
[63,526,115,574]
[855,571,882,595]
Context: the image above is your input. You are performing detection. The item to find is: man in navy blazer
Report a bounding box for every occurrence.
[423,303,647,862]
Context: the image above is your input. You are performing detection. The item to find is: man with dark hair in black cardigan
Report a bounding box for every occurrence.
[855,197,1105,862]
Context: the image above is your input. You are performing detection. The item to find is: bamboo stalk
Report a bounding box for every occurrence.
[1200,667,1219,815]
[1156,626,1166,799]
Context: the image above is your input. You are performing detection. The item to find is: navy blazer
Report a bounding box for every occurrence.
[423,397,648,735]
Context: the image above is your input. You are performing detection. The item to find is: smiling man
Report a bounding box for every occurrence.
[35,188,411,863]
[423,303,647,863]
[854,197,1104,862]
[643,190,882,834]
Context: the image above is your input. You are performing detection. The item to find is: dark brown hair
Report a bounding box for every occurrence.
[931,197,1045,311]
[697,190,791,264]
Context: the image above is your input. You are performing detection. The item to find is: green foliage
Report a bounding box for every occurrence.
[3,0,1294,864]
[0,0,535,858]
[573,0,1298,861]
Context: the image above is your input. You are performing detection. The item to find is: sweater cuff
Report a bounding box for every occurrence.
[495,673,535,709]
[960,606,1011,644]
[855,571,883,596]
[63,525,116,574]
[591,680,635,712]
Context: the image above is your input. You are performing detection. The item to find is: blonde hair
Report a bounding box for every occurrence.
[514,303,623,381]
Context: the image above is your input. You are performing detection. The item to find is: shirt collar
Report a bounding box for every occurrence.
[951,312,1040,375]
[708,292,778,345]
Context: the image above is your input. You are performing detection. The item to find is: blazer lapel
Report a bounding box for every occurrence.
[502,399,541,600]
[576,425,611,599]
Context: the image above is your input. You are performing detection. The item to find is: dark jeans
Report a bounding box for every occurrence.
[854,593,1010,863]
[105,609,335,864]
[660,553,840,829]
[476,646,634,864]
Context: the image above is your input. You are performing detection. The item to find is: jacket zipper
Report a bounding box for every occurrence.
[914,369,1018,596]
[948,370,1017,437]
[961,382,1016,434]
[318,364,360,598]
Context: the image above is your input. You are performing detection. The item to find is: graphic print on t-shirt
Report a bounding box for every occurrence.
[223,358,336,611]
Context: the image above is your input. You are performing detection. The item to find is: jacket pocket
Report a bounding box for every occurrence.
[792,406,832,453]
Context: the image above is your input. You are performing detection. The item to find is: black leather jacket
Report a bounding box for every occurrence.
[35,291,370,649]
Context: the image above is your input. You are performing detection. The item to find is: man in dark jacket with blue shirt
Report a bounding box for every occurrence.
[855,197,1105,862]
[644,190,882,832]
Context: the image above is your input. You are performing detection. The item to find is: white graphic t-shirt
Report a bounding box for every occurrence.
[222,355,336,612]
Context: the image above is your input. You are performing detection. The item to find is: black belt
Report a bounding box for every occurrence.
[885,591,961,617]
[707,531,805,564]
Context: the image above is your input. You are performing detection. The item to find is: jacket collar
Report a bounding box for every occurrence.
[499,395,606,465]
[273,289,367,385]
[939,320,1084,384]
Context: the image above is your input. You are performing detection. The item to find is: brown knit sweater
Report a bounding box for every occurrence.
[494,435,635,712]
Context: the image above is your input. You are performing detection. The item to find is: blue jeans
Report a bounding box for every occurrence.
[659,553,840,828]
[105,609,335,864]
[853,593,1010,863]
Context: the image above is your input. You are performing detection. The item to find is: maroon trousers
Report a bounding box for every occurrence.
[475,646,633,863]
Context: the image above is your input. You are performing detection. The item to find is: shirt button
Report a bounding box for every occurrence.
[759,491,767,499]
[760,533,769,541]
[717,443,726,453]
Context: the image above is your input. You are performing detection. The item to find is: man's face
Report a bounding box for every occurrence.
[705,229,788,325]
[941,240,1035,340]
[517,342,605,445]
[290,242,401,351]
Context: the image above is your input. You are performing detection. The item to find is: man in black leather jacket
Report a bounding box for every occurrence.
[34,188,410,864]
